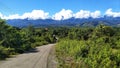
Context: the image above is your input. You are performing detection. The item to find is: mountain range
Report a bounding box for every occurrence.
[6,16,120,28]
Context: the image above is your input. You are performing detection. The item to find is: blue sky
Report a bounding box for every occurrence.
[0,0,120,20]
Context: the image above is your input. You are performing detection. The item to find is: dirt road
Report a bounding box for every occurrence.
[0,44,55,68]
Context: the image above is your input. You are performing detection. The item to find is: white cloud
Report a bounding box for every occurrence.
[74,10,90,18]
[91,11,101,18]
[21,10,49,20]
[74,10,101,18]
[0,12,4,19]
[3,14,21,19]
[52,9,100,20]
[0,10,49,20]
[105,8,120,17]
[52,9,73,20]
[0,8,119,20]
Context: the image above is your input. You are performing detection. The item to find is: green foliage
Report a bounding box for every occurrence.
[0,18,120,68]
[56,39,120,68]
[55,25,120,68]
[0,19,55,59]
[0,46,9,60]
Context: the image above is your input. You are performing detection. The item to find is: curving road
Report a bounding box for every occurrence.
[0,44,55,68]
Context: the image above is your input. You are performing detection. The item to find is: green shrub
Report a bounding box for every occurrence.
[56,39,120,68]
[0,46,9,60]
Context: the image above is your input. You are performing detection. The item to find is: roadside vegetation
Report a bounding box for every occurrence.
[55,25,120,68]
[0,19,56,60]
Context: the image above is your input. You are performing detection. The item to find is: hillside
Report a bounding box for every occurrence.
[7,16,120,28]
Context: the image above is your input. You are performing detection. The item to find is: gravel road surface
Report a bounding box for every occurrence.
[0,44,55,68]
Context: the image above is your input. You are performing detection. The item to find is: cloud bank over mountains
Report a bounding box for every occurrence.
[105,8,120,17]
[0,10,49,20]
[0,8,120,20]
[52,9,73,20]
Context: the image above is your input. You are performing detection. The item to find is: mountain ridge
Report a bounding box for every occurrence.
[6,16,120,28]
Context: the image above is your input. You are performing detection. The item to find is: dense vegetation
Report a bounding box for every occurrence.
[0,19,56,60]
[55,25,120,68]
[0,19,120,68]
